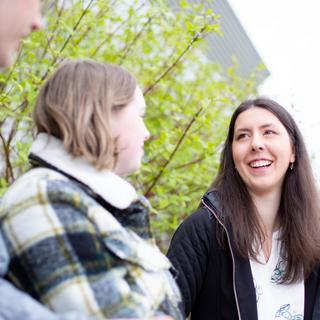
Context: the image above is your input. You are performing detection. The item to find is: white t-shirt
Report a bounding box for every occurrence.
[249,230,304,320]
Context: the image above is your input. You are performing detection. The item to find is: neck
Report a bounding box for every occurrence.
[250,189,281,237]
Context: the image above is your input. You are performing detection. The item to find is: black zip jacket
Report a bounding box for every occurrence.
[167,190,320,319]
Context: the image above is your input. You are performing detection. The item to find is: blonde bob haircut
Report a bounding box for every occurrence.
[33,59,137,170]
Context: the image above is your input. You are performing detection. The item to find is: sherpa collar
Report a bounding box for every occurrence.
[29,133,138,209]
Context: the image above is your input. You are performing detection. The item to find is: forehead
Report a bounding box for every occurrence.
[6,0,39,7]
[0,0,41,14]
[234,107,285,130]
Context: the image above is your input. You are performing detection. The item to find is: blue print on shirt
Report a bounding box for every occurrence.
[275,304,303,319]
[271,259,286,284]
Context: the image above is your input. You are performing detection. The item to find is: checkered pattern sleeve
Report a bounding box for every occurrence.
[0,278,94,320]
[0,170,180,319]
[0,232,9,276]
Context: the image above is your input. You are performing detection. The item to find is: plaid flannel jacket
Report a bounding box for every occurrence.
[0,232,92,320]
[0,134,182,320]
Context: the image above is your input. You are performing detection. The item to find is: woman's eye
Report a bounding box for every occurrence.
[264,130,275,135]
[236,133,248,140]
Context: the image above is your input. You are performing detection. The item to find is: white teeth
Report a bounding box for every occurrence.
[250,160,272,168]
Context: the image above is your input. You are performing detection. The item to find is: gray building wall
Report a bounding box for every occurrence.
[170,0,270,83]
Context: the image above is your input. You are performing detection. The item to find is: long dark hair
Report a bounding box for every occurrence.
[211,98,320,283]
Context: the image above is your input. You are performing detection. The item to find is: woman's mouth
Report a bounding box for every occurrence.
[249,160,273,168]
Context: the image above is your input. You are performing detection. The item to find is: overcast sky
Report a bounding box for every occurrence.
[227,0,320,182]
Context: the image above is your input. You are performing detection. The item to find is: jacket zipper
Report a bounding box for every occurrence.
[202,198,242,320]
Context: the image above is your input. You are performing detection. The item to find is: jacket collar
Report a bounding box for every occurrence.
[29,133,138,209]
[202,190,258,320]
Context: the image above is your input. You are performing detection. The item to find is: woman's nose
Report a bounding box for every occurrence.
[31,17,43,31]
[251,137,264,151]
[30,6,43,32]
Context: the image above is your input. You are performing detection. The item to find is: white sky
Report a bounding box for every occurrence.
[227,0,320,182]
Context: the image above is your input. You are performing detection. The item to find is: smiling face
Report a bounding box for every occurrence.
[232,107,295,196]
[0,0,42,67]
[111,86,150,176]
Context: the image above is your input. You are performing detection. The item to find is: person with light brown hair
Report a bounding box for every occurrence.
[167,98,320,320]
[0,59,182,319]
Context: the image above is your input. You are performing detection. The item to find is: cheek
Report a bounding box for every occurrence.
[115,133,127,150]
[232,145,244,165]
[115,131,137,152]
[273,140,293,160]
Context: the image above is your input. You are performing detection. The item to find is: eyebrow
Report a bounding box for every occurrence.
[236,123,274,131]
[235,123,275,133]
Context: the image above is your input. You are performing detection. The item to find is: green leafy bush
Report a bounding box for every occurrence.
[0,0,261,248]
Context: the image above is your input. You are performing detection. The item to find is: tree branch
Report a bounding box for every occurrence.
[90,1,146,58]
[39,1,66,62]
[0,120,16,182]
[118,17,153,65]
[41,0,95,80]
[144,106,204,197]
[143,25,209,96]
[74,0,117,46]
[171,156,205,170]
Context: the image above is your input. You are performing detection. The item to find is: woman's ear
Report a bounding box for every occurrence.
[290,142,296,164]
[290,152,295,164]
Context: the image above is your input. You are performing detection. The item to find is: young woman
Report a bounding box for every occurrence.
[0,60,182,319]
[167,98,320,320]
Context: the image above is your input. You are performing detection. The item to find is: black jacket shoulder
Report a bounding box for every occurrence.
[167,206,220,317]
